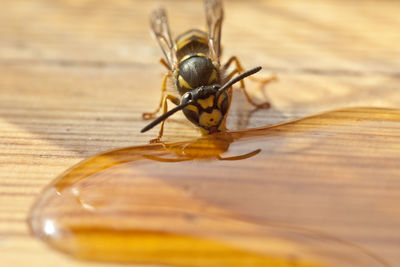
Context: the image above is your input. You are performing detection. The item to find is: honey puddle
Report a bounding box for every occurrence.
[28,108,400,267]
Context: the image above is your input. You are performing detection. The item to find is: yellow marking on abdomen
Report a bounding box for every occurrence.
[176,31,208,52]
[179,52,208,64]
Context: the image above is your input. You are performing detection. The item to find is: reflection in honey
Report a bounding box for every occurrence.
[29,108,400,267]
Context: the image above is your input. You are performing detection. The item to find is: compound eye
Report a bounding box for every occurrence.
[182,104,199,125]
[217,92,229,115]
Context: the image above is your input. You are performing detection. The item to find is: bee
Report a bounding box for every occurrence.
[141,0,276,141]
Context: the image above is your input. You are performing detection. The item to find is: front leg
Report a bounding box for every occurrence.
[149,94,180,143]
[142,73,172,120]
[223,56,277,109]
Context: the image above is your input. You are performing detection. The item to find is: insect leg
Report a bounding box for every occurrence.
[223,56,276,109]
[159,58,170,71]
[142,73,172,120]
[223,56,277,83]
[151,94,180,143]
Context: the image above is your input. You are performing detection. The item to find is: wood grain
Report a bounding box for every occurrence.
[28,107,400,267]
[1,0,400,266]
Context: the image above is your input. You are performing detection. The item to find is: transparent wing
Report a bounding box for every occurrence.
[150,8,177,69]
[205,0,224,63]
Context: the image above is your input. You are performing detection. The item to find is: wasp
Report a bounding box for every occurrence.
[141,0,276,141]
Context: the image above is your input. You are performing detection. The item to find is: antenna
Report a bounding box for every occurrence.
[140,101,191,133]
[218,66,261,92]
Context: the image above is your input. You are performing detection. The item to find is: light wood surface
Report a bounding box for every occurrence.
[28,107,400,267]
[1,0,400,266]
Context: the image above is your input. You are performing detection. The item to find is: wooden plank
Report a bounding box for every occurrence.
[27,107,400,267]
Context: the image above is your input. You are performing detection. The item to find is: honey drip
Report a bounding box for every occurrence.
[29,108,400,267]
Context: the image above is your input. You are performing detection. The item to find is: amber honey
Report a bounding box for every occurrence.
[29,108,399,267]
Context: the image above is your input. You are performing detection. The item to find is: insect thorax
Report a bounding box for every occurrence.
[174,29,220,96]
[175,53,220,95]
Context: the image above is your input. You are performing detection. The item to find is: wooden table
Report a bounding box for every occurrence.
[1,0,399,266]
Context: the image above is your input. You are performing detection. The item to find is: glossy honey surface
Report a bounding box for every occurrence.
[28,108,400,267]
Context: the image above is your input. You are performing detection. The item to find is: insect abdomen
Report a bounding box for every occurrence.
[175,29,209,60]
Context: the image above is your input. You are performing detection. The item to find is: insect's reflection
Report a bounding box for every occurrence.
[144,133,261,162]
[54,132,260,191]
